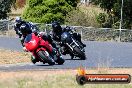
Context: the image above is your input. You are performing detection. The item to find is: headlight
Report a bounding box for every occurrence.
[61,33,68,41]
[63,33,68,39]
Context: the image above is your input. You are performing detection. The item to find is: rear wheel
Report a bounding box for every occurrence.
[37,50,55,65]
[80,55,86,60]
[74,47,86,60]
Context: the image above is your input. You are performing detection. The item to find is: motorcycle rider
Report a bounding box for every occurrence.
[51,21,86,46]
[14,16,38,47]
[14,17,62,62]
[51,21,86,59]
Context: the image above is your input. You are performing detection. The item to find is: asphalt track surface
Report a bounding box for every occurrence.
[0,37,132,71]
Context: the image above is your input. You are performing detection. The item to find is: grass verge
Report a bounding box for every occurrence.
[0,48,31,64]
[0,69,132,88]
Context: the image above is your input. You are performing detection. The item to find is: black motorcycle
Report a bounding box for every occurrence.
[61,31,86,60]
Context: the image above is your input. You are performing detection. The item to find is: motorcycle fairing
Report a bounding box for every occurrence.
[24,33,39,51]
[36,38,53,53]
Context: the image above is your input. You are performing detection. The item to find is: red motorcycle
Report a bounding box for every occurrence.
[24,33,64,65]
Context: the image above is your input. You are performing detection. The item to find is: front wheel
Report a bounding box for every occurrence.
[56,56,65,65]
[37,50,55,65]
[80,55,86,60]
[74,47,86,60]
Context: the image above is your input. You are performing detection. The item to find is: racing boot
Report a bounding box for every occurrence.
[51,48,58,61]
[54,47,65,65]
[31,55,37,64]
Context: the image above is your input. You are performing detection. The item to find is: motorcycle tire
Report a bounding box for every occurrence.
[74,46,86,60]
[37,50,55,65]
[56,56,65,65]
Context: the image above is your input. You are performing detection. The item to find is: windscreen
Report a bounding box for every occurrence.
[24,34,32,43]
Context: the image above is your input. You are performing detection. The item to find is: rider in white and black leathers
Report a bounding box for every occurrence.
[14,17,63,61]
[14,17,56,48]
[14,17,38,47]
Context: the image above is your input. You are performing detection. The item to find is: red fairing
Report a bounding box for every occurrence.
[36,38,53,53]
[25,33,39,51]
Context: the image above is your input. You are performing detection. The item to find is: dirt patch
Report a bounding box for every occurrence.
[0,48,31,64]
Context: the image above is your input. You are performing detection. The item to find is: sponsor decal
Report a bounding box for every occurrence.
[76,67,131,85]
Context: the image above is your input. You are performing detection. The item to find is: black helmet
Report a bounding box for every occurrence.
[52,21,62,34]
[20,24,31,35]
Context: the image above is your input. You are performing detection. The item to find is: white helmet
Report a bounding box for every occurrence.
[15,16,22,24]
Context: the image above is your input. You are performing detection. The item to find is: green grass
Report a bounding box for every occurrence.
[78,4,107,27]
